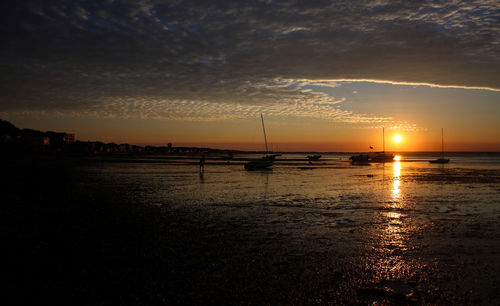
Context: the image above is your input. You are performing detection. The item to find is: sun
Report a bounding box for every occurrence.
[393,134,402,143]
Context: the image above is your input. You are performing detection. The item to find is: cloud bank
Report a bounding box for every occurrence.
[1,0,498,121]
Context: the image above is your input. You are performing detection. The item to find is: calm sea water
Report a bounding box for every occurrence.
[79,153,500,303]
[82,153,500,236]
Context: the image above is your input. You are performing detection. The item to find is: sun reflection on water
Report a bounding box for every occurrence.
[368,156,418,283]
[392,160,401,199]
[385,211,402,219]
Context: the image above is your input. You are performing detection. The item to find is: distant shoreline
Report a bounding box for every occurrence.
[2,119,499,155]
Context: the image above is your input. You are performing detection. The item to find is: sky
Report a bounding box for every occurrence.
[1,0,499,151]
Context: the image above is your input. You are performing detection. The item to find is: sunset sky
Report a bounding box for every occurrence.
[1,0,499,151]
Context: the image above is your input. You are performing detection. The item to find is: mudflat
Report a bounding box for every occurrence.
[2,152,500,304]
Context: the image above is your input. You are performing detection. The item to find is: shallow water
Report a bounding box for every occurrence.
[81,155,500,303]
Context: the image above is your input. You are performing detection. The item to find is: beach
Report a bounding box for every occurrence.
[2,152,500,304]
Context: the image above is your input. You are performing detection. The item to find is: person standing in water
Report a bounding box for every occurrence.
[199,156,205,173]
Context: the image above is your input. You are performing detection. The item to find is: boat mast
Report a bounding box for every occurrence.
[382,127,385,153]
[261,114,269,154]
[441,128,444,157]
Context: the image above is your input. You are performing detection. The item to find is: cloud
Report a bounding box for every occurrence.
[0,71,390,124]
[0,0,498,120]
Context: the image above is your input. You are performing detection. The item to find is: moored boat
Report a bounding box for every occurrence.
[245,114,274,170]
[349,154,370,164]
[350,127,394,163]
[370,152,394,163]
[429,128,450,164]
[244,158,274,170]
[429,158,449,164]
[370,127,394,162]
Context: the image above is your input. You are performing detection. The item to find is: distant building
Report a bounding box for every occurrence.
[41,137,50,146]
[19,136,50,146]
[168,143,172,149]
[118,144,131,153]
[48,132,75,146]
[64,133,75,143]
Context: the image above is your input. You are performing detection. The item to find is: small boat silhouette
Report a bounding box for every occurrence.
[429,128,450,164]
[245,114,274,170]
[307,155,321,161]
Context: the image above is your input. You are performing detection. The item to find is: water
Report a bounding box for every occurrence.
[80,154,500,303]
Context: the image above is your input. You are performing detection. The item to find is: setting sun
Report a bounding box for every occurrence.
[393,134,402,143]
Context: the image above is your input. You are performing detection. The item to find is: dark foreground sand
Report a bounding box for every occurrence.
[2,152,500,304]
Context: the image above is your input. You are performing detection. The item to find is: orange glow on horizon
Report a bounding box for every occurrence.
[73,126,500,152]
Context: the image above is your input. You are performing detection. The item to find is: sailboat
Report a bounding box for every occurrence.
[429,128,450,164]
[370,127,394,162]
[349,153,370,164]
[244,114,274,170]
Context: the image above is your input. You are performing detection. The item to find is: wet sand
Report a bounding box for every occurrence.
[2,152,500,304]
